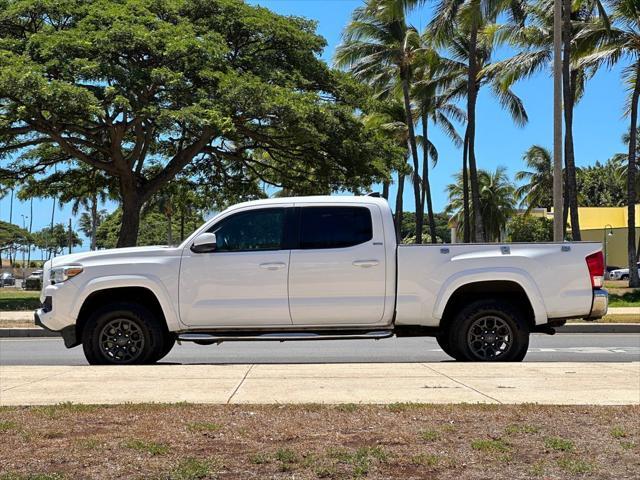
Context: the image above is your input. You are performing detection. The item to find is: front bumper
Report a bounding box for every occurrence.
[585,289,608,320]
[35,309,79,348]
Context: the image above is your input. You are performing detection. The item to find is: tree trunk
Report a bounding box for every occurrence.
[421,114,437,243]
[117,176,142,247]
[467,21,485,243]
[462,127,471,243]
[394,169,405,242]
[627,62,640,287]
[91,192,98,251]
[401,75,423,244]
[180,208,185,242]
[382,181,390,201]
[562,0,581,240]
[167,214,173,246]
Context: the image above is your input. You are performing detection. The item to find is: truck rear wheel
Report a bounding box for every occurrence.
[82,302,165,365]
[447,299,529,362]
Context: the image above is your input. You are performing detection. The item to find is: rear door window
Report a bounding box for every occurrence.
[299,206,373,249]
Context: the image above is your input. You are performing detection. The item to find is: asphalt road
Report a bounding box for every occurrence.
[0,333,638,365]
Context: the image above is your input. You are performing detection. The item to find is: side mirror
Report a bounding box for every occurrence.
[191,233,217,253]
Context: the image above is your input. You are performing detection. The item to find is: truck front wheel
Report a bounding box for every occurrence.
[82,303,165,365]
[447,300,529,362]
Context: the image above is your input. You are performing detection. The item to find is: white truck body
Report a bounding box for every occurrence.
[35,196,608,363]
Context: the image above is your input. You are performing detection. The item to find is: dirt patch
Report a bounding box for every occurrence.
[0,403,638,479]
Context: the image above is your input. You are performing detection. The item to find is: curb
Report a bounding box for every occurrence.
[1,324,639,339]
[558,323,640,334]
[0,328,57,338]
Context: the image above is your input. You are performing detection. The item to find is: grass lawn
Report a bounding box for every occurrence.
[0,403,637,479]
[0,289,40,311]
[605,280,640,307]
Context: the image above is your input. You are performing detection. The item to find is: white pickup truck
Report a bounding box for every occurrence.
[35,196,608,364]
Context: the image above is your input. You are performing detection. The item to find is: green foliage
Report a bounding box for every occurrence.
[399,211,451,243]
[576,157,628,207]
[96,208,202,249]
[0,221,31,252]
[507,215,553,242]
[447,167,516,242]
[32,224,82,256]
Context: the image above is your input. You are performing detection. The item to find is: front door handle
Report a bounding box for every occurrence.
[259,262,287,270]
[352,259,379,268]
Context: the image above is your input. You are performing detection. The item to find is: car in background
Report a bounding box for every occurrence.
[23,270,43,291]
[608,263,640,281]
[0,272,16,287]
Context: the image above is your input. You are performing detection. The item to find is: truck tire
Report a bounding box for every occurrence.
[446,299,529,362]
[82,302,165,365]
[148,333,176,363]
[435,333,463,360]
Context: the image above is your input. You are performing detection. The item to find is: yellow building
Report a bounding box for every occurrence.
[572,205,640,268]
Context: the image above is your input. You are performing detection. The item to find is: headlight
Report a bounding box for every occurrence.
[50,265,83,284]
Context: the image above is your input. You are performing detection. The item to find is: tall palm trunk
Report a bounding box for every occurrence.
[401,74,423,244]
[562,0,581,240]
[394,169,406,241]
[462,127,471,243]
[27,198,32,268]
[421,113,437,243]
[626,62,640,287]
[90,191,98,251]
[467,21,485,242]
[48,196,55,260]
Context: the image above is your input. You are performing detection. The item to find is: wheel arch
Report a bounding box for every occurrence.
[73,278,180,342]
[435,276,545,331]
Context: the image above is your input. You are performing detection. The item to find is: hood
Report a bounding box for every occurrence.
[48,246,179,267]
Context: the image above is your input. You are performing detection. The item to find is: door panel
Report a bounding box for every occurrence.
[288,205,387,325]
[179,207,292,327]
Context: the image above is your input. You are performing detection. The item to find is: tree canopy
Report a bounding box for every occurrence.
[0,0,391,246]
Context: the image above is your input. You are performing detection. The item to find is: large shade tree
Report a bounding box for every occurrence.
[0,0,389,247]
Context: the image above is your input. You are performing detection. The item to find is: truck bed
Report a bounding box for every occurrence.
[395,242,602,326]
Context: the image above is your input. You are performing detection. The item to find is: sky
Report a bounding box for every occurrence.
[0,0,631,253]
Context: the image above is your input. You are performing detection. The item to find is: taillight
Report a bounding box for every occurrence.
[586,251,604,289]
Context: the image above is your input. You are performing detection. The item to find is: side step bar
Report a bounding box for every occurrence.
[178,330,394,343]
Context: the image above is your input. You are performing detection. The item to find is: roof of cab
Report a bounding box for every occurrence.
[224,195,390,212]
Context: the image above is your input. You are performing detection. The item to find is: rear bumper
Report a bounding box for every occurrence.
[585,289,608,320]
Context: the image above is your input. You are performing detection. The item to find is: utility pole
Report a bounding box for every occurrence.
[553,0,564,241]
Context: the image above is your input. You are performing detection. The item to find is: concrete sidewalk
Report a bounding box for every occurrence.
[1,362,638,406]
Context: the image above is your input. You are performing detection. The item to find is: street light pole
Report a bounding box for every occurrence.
[553,0,564,242]
[603,224,614,271]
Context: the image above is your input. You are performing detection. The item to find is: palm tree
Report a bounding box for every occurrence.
[493,0,609,240]
[578,0,639,285]
[412,41,466,242]
[447,166,516,242]
[515,145,554,211]
[336,0,426,242]
[430,9,528,242]
[363,98,412,238]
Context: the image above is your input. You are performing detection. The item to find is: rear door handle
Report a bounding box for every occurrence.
[352,260,379,268]
[259,262,287,270]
